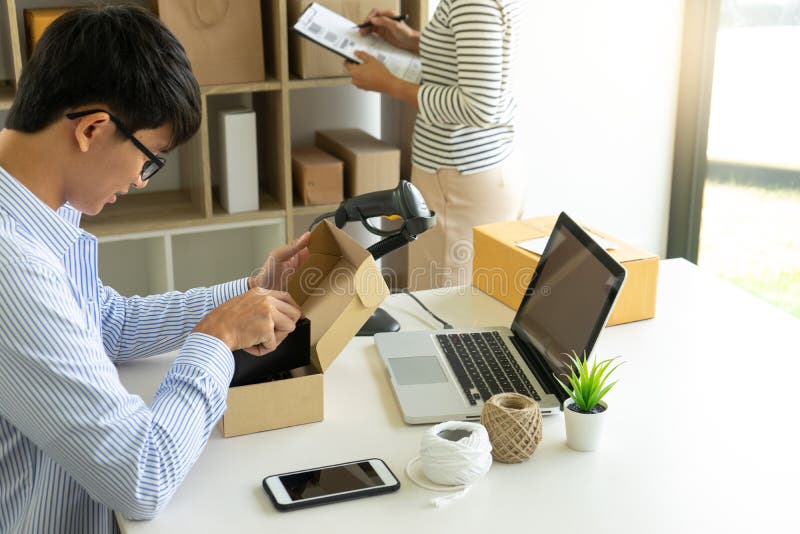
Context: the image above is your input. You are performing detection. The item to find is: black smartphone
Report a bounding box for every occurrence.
[262,458,400,511]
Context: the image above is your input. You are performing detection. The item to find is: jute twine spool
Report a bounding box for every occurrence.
[480,393,542,463]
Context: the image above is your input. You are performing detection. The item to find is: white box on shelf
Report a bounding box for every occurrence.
[218,108,259,214]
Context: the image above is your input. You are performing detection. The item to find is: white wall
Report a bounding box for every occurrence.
[509,0,684,256]
[426,0,684,255]
[290,85,381,147]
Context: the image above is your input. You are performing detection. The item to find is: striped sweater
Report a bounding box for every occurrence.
[414,0,521,174]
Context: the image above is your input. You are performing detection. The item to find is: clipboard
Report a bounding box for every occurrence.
[291,2,422,84]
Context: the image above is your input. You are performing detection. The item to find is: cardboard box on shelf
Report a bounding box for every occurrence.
[315,129,400,197]
[287,0,399,79]
[292,146,344,206]
[219,220,389,437]
[472,216,659,327]
[218,109,259,214]
[156,0,265,86]
[24,8,72,55]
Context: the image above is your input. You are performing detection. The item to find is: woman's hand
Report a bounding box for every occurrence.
[359,9,420,54]
[345,51,421,109]
[345,51,397,94]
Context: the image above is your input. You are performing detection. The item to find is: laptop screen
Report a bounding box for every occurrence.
[511,214,626,385]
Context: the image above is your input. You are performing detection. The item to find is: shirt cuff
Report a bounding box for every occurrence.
[211,278,249,308]
[175,333,235,390]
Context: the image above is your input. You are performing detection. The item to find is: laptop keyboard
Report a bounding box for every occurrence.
[435,332,542,406]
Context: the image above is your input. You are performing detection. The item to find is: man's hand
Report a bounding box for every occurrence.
[193,288,302,356]
[345,51,397,94]
[249,232,311,292]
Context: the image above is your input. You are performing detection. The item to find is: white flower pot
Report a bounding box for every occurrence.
[563,399,608,452]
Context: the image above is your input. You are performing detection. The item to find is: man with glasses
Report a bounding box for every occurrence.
[65,109,167,181]
[0,6,307,532]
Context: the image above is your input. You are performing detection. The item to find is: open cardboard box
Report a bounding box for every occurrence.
[219,220,389,437]
[473,216,659,327]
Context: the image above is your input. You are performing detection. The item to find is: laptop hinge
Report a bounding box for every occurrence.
[509,336,568,404]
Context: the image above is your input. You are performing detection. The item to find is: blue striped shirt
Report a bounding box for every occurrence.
[0,166,248,532]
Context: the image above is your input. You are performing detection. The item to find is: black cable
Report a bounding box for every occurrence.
[367,233,411,260]
[308,211,337,232]
[392,288,453,329]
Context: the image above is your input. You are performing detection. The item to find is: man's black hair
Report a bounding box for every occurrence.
[6,5,201,150]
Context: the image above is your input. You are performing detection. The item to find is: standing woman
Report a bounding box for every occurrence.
[347,0,523,290]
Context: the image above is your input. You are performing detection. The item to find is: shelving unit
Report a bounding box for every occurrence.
[287,76,354,90]
[0,85,14,110]
[1,0,426,295]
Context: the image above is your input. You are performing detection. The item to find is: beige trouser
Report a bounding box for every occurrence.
[407,165,523,291]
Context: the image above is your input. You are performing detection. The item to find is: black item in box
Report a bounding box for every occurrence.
[230,318,311,387]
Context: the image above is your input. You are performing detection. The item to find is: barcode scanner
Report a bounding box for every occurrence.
[310,180,436,260]
[308,180,437,335]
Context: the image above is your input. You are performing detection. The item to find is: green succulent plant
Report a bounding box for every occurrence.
[555,351,623,413]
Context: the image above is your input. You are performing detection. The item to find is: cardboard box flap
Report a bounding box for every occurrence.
[352,260,386,308]
[288,220,389,372]
[312,295,376,371]
[297,261,358,372]
[476,218,655,263]
[581,228,654,263]
[326,222,388,306]
[287,250,341,309]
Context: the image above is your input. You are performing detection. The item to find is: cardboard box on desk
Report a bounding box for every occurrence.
[287,0,399,79]
[219,220,389,437]
[315,129,400,197]
[472,216,659,327]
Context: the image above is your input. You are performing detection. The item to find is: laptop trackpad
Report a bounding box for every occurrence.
[389,356,448,385]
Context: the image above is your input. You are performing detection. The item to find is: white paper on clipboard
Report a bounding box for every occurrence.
[517,232,617,256]
[293,3,422,84]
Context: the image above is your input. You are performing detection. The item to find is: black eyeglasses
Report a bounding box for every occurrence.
[66,109,166,181]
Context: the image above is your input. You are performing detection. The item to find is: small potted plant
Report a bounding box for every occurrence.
[555,351,623,452]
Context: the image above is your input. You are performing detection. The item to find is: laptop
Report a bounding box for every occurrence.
[375,212,627,424]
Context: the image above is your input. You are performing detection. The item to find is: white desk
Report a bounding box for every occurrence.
[117,259,800,533]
